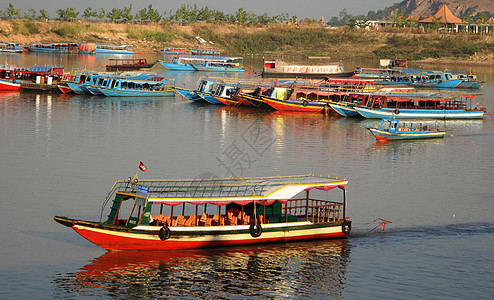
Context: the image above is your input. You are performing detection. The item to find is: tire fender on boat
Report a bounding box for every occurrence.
[303,100,309,107]
[249,223,262,238]
[159,225,171,240]
[394,108,400,115]
[342,220,351,235]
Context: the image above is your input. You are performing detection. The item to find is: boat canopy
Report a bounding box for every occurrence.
[372,91,481,102]
[106,173,347,207]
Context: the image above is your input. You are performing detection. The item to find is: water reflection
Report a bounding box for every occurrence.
[53,240,350,299]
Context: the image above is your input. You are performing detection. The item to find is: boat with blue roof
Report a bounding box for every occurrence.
[366,117,446,141]
[91,77,175,97]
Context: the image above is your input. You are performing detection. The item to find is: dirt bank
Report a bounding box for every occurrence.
[1,19,493,65]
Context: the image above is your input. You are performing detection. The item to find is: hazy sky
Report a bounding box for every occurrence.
[7,0,399,20]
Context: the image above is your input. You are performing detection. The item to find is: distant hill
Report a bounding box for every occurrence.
[392,0,494,19]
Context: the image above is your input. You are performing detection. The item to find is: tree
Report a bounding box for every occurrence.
[97,8,106,21]
[83,8,98,20]
[198,7,214,22]
[431,16,443,32]
[121,5,133,21]
[56,8,79,21]
[106,8,122,22]
[5,3,22,19]
[38,9,49,20]
[235,8,248,23]
[147,5,161,22]
[135,7,148,22]
[24,9,37,20]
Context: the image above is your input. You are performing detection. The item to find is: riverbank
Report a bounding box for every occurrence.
[1,19,493,64]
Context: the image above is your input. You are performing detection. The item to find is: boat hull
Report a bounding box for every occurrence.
[55,217,349,251]
[98,87,175,97]
[367,127,446,140]
[263,97,332,112]
[0,79,21,91]
[157,61,196,71]
[175,87,204,102]
[328,102,361,117]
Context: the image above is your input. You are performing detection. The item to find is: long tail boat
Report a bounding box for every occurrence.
[54,173,351,251]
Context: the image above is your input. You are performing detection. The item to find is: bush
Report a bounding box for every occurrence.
[126,28,173,42]
[54,23,83,37]
[12,21,40,35]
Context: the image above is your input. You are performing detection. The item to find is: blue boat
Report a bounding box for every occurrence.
[25,42,79,54]
[0,42,23,53]
[190,46,220,56]
[192,57,244,72]
[92,77,175,97]
[354,67,483,89]
[175,87,204,102]
[366,118,446,141]
[328,102,360,117]
[65,72,157,95]
[95,44,133,54]
[175,77,224,103]
[196,90,223,104]
[158,56,237,71]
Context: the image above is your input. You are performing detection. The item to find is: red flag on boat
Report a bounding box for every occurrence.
[139,161,148,172]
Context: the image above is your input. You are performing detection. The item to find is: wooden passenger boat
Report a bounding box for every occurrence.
[24,42,79,54]
[54,173,351,251]
[0,42,23,53]
[91,77,175,97]
[105,58,154,71]
[158,56,236,71]
[95,44,134,54]
[366,118,446,141]
[353,67,484,89]
[0,65,64,91]
[192,57,244,72]
[262,60,354,78]
[351,91,485,119]
[190,46,220,55]
[64,71,158,94]
[160,47,189,54]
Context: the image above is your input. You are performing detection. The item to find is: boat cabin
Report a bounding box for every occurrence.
[101,174,348,229]
[379,117,440,133]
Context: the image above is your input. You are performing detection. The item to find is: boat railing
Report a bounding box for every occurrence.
[284,198,344,223]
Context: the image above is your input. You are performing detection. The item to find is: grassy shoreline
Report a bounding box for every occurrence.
[1,19,493,64]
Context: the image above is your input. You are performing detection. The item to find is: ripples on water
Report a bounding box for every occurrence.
[53,240,350,299]
[51,223,493,299]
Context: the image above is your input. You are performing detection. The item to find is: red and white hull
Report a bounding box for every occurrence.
[0,79,21,91]
[62,219,350,251]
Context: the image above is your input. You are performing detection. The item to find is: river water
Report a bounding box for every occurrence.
[0,53,493,299]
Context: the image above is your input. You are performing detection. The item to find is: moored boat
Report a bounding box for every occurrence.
[105,58,155,71]
[192,57,244,72]
[0,42,23,53]
[92,77,175,97]
[351,91,485,119]
[190,46,220,55]
[158,56,236,71]
[54,172,351,251]
[160,47,189,54]
[24,42,79,54]
[262,59,354,78]
[95,44,134,54]
[0,65,64,91]
[366,117,446,141]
